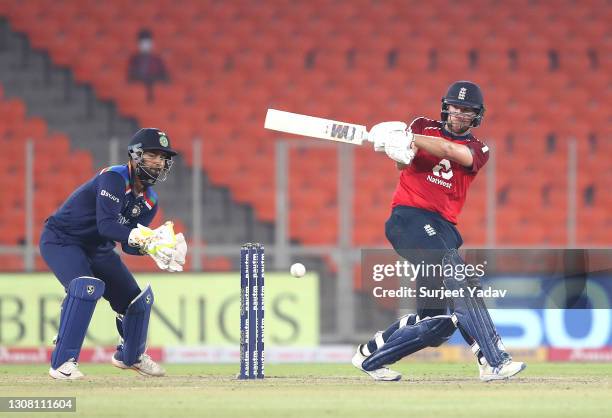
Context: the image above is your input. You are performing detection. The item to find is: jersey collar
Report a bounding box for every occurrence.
[126,163,136,195]
[442,125,474,141]
[127,162,151,192]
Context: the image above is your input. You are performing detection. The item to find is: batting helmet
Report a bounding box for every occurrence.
[441,81,485,127]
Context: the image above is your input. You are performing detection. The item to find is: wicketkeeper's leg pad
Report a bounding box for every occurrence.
[362,315,457,371]
[51,276,105,369]
[119,284,154,366]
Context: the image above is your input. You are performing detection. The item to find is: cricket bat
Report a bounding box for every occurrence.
[264,108,432,146]
[264,109,369,145]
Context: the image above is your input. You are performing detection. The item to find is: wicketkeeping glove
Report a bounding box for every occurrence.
[166,233,187,273]
[128,221,178,271]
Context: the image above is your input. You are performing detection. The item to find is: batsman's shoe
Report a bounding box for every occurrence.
[112,352,165,377]
[479,358,526,382]
[49,359,84,380]
[352,344,401,381]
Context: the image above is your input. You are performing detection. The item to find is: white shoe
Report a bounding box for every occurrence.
[112,352,165,377]
[479,358,526,382]
[352,344,401,381]
[49,359,84,380]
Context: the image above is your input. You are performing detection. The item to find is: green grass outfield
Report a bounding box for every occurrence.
[1,363,611,418]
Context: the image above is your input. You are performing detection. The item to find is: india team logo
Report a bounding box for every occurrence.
[159,132,169,147]
[86,285,95,295]
[131,205,142,217]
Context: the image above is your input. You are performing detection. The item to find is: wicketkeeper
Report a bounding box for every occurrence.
[40,128,187,379]
[352,81,525,382]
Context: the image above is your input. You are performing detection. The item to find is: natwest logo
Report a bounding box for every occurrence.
[427,159,453,188]
[432,159,453,180]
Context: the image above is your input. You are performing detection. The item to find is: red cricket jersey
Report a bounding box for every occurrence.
[391,117,490,224]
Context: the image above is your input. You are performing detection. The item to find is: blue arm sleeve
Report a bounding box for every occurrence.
[121,205,158,255]
[96,172,133,243]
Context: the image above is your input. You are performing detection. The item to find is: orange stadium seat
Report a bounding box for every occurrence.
[21,117,47,140]
[72,54,109,84]
[45,37,84,68]
[114,84,149,118]
[0,98,26,122]
[89,73,129,102]
[0,91,93,268]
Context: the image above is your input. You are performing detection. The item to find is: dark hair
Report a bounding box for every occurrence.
[138,28,152,41]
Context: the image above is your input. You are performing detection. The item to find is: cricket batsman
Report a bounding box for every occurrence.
[352,81,526,381]
[40,128,187,379]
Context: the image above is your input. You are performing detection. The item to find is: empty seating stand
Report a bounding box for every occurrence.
[0,0,608,264]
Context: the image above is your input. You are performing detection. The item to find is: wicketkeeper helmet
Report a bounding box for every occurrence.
[127,128,177,186]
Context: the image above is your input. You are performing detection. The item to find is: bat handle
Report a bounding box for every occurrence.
[361,131,373,143]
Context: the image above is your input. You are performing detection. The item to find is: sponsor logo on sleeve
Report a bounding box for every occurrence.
[100,190,120,203]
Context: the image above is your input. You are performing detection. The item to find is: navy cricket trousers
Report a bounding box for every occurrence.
[385,205,464,318]
[39,225,141,315]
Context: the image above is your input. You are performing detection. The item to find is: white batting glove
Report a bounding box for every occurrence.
[369,121,408,152]
[384,130,416,165]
